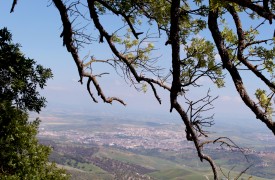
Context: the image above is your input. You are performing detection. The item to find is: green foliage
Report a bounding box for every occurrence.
[141,83,147,93]
[209,0,229,11]
[0,28,68,179]
[181,38,224,87]
[141,0,171,27]
[221,26,237,45]
[252,46,275,73]
[112,31,155,65]
[0,27,53,113]
[0,102,69,179]
[255,89,273,117]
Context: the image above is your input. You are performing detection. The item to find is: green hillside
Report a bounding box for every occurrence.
[59,165,113,180]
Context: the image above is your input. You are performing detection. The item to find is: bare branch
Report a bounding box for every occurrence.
[87,77,98,103]
[96,0,143,39]
[53,0,84,83]
[89,75,126,105]
[148,82,161,104]
[10,0,18,13]
[184,90,217,137]
[235,164,254,180]
[52,0,126,106]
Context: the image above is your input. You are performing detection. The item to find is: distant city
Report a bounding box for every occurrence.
[36,111,275,179]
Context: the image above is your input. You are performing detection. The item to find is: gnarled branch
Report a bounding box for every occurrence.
[53,0,126,106]
[208,6,275,134]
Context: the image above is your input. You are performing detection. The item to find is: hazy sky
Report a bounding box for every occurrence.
[1,1,271,127]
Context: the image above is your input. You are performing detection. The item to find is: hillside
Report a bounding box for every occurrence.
[38,112,275,179]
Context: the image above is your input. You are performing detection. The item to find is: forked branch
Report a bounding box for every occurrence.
[208,6,275,135]
[227,5,275,92]
[87,0,170,104]
[53,0,125,106]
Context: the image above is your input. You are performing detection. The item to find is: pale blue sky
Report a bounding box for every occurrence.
[1,1,271,128]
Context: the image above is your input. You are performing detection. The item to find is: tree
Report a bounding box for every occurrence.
[0,28,68,179]
[0,27,52,113]
[9,0,275,179]
[0,102,68,179]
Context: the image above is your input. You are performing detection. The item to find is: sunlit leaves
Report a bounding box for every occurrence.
[250,46,275,74]
[111,34,122,43]
[141,83,147,93]
[61,0,275,123]
[264,58,275,73]
[94,0,213,86]
[111,31,155,64]
[221,26,237,45]
[255,89,273,117]
[209,0,229,11]
[139,0,170,28]
[181,38,224,87]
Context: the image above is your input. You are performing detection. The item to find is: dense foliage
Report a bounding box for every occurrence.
[0,103,68,179]
[0,28,68,179]
[0,27,52,113]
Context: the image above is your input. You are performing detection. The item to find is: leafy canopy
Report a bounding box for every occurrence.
[0,28,68,180]
[0,27,53,113]
[0,102,68,180]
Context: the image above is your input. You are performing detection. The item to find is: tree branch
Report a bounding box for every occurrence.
[224,0,275,24]
[208,6,275,135]
[10,0,18,13]
[87,0,170,104]
[53,0,126,106]
[96,0,143,39]
[169,0,182,112]
[87,77,98,103]
[227,5,275,92]
[90,75,126,105]
[52,0,84,83]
